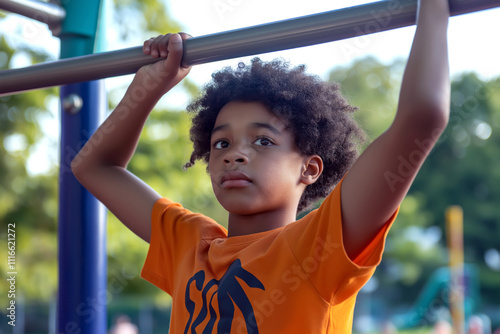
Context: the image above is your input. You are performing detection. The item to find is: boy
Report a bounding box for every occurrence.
[72,0,450,332]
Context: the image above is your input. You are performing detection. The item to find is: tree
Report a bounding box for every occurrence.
[0,34,59,306]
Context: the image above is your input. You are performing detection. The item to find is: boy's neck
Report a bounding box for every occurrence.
[226,207,298,237]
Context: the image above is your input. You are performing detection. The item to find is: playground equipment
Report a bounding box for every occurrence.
[1,1,499,333]
[447,206,465,334]
[393,206,484,332]
[392,264,480,329]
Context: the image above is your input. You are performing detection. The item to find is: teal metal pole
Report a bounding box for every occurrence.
[57,1,107,334]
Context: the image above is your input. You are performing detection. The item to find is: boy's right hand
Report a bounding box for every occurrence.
[138,33,192,96]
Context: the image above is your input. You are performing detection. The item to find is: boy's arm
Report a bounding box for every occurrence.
[341,0,450,259]
[71,33,191,243]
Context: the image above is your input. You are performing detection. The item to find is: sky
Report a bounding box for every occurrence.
[1,0,500,175]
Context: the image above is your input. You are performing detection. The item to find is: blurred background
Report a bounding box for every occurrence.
[0,0,499,333]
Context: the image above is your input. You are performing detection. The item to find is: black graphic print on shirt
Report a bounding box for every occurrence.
[184,259,265,334]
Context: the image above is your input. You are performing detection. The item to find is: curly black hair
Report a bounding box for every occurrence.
[184,57,365,213]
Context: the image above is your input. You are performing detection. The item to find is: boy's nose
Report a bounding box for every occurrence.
[223,146,249,165]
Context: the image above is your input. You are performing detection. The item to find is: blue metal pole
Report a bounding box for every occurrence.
[58,81,107,334]
[57,0,107,333]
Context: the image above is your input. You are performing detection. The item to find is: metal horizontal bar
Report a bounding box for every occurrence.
[0,0,499,96]
[0,0,66,27]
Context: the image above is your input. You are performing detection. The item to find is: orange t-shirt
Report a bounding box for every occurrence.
[141,179,398,333]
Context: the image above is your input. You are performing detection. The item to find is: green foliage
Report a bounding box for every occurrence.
[329,56,404,141]
[0,35,59,305]
[112,0,180,40]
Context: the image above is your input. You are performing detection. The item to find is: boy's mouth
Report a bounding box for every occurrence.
[220,171,252,188]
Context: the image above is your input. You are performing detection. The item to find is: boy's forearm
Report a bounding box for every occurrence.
[72,33,191,175]
[72,72,166,172]
[396,0,450,130]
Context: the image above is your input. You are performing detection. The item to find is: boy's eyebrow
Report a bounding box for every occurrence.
[211,122,283,136]
[211,124,229,137]
[249,122,283,135]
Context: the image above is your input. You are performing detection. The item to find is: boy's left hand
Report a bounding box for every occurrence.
[139,33,192,95]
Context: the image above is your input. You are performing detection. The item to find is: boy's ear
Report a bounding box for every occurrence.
[300,155,323,185]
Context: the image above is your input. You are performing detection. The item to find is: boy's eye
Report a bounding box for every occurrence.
[254,137,274,146]
[213,140,229,149]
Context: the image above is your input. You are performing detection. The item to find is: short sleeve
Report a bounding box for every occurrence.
[140,198,227,295]
[284,177,398,304]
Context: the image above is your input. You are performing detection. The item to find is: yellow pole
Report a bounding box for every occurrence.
[445,206,465,334]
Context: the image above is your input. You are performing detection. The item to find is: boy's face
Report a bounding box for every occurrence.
[208,101,309,216]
